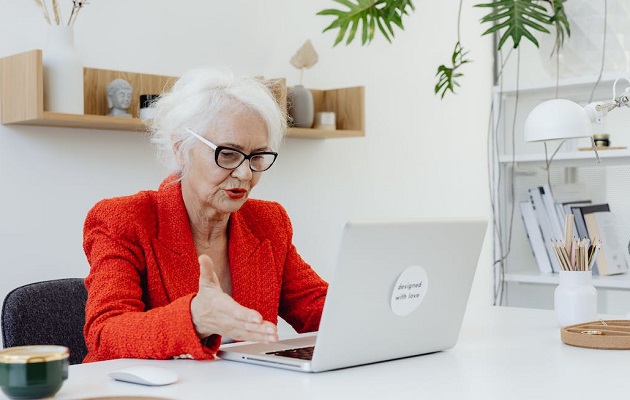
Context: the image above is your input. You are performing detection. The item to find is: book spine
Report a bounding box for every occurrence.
[519,202,553,273]
[571,207,589,241]
[540,185,564,241]
[528,188,560,273]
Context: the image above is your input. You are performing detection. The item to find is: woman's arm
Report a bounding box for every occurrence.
[83,201,220,362]
[271,204,328,333]
[278,243,329,333]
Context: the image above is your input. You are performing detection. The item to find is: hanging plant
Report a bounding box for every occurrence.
[317,0,415,45]
[435,42,471,99]
[317,0,571,98]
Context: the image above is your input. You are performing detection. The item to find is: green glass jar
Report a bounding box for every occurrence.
[0,346,69,399]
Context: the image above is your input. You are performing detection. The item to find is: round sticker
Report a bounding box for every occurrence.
[390,265,428,316]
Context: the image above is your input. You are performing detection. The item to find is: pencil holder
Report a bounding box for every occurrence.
[554,270,597,327]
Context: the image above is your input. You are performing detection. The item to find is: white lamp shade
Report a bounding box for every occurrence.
[524,99,593,142]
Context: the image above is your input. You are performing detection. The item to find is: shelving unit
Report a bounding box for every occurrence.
[287,86,365,139]
[492,74,630,96]
[0,50,365,139]
[504,270,630,290]
[498,149,630,167]
[492,76,630,313]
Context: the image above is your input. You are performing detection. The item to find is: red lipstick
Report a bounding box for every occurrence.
[226,188,247,199]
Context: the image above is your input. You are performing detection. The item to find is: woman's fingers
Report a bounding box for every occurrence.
[218,302,278,342]
[228,321,278,343]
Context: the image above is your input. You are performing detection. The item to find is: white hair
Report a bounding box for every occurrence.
[149,68,286,174]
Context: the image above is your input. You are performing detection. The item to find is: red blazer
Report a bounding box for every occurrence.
[83,175,328,362]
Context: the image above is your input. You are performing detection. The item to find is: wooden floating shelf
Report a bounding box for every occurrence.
[0,50,365,139]
[287,127,364,139]
[4,112,147,132]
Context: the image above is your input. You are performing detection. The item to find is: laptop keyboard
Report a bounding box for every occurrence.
[266,346,315,360]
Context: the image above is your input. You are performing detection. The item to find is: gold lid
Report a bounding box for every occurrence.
[592,133,610,139]
[0,346,69,364]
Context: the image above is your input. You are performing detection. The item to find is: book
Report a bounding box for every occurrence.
[539,185,565,241]
[568,203,610,274]
[560,200,592,238]
[528,187,561,273]
[583,211,629,276]
[570,203,608,241]
[519,202,553,273]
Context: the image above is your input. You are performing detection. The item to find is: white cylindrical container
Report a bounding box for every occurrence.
[314,111,336,130]
[554,270,598,327]
[42,26,84,114]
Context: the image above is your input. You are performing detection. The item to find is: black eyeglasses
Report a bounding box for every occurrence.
[185,128,278,172]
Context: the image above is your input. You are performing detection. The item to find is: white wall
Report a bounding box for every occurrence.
[0,1,494,341]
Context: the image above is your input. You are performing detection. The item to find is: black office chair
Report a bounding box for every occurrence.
[1,278,88,365]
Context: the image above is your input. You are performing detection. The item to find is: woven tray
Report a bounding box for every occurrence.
[561,320,630,349]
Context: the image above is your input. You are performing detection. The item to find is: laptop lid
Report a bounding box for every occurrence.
[217,218,488,372]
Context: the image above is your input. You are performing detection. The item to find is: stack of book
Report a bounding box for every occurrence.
[519,185,628,275]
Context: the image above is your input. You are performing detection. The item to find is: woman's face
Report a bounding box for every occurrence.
[182,108,271,216]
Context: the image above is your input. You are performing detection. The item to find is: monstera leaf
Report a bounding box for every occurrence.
[317,0,415,46]
[476,0,549,49]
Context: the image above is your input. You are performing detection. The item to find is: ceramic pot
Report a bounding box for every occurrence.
[42,25,84,114]
[0,345,69,399]
[288,85,314,128]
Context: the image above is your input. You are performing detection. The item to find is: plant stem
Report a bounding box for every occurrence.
[457,0,463,43]
[32,0,52,24]
[52,0,61,25]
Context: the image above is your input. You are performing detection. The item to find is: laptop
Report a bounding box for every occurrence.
[217,218,488,372]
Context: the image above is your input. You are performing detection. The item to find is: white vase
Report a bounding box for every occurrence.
[288,85,314,128]
[554,270,598,327]
[42,25,84,114]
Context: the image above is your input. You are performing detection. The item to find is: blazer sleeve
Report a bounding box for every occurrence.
[83,200,220,362]
[273,205,328,333]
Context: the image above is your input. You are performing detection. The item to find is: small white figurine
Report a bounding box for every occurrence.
[106,78,133,118]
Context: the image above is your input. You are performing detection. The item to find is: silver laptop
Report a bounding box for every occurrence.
[217,218,488,372]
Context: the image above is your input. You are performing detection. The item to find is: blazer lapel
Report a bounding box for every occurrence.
[149,177,279,317]
[228,212,280,316]
[151,177,199,302]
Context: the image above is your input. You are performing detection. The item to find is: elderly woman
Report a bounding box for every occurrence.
[82,69,328,362]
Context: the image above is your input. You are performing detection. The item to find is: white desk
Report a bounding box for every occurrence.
[4,306,629,399]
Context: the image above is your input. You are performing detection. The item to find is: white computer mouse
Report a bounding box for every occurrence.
[108,365,178,386]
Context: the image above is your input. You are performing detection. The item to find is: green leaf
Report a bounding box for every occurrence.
[548,0,571,54]
[435,42,471,99]
[318,0,415,46]
[334,20,351,46]
[475,0,555,50]
[346,18,360,44]
[375,14,393,43]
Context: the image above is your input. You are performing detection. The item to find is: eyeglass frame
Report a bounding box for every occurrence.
[184,128,278,172]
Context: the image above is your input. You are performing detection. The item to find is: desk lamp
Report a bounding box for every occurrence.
[524,77,630,143]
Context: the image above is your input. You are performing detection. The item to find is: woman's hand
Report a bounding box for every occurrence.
[190,254,278,343]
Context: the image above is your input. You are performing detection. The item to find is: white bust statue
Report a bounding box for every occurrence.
[106,78,133,118]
